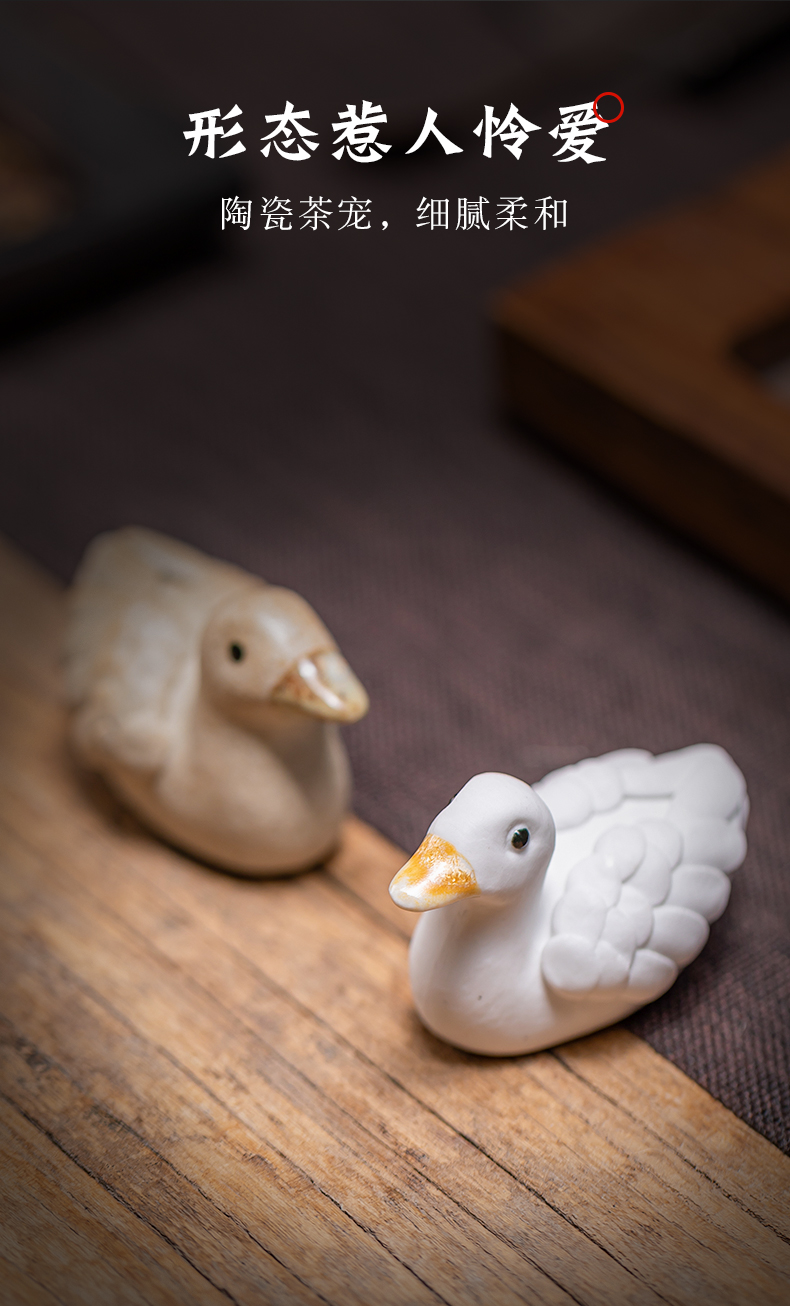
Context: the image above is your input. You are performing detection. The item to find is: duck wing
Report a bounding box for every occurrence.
[65,528,251,773]
[537,745,747,1003]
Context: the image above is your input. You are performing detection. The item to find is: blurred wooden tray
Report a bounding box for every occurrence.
[493,150,790,603]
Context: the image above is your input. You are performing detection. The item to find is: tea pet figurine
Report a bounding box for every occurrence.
[66,527,369,874]
[389,746,747,1055]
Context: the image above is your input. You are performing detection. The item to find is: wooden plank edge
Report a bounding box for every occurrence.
[492,321,790,604]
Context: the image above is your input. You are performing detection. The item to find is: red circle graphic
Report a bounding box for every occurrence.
[593,93,624,124]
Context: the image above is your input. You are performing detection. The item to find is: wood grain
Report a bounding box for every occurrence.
[493,149,790,602]
[0,535,788,1305]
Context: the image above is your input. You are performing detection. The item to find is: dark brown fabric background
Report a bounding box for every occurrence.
[2,2,789,1152]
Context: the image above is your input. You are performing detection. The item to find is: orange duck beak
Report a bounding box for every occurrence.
[389,834,480,912]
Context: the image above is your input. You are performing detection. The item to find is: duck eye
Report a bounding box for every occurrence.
[229,642,245,662]
[511,827,530,850]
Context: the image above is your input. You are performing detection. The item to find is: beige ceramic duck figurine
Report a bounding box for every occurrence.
[65,527,369,874]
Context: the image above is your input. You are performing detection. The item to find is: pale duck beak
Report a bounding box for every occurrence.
[271,649,369,723]
[389,833,480,911]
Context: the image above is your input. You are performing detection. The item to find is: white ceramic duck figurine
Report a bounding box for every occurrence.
[389,746,747,1055]
[65,527,369,874]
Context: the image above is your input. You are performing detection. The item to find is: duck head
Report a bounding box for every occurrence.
[201,584,369,723]
[389,772,555,911]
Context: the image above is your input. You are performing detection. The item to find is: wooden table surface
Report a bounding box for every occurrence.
[1,535,788,1306]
